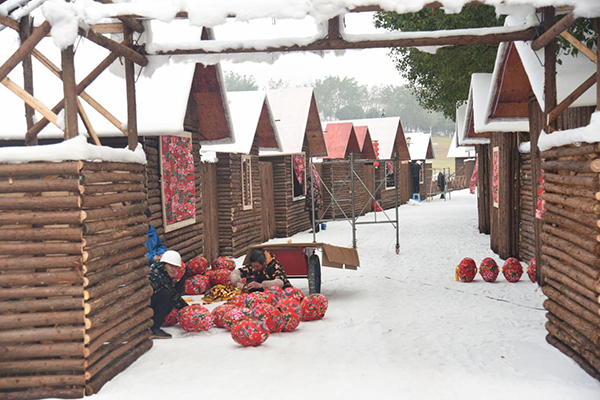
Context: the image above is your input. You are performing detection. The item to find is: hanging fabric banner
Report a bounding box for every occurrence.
[311,163,322,187]
[536,170,545,220]
[469,156,478,195]
[385,161,395,175]
[160,134,196,232]
[492,146,499,208]
[292,154,305,189]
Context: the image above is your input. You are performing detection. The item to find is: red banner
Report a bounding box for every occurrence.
[492,147,499,208]
[292,154,305,189]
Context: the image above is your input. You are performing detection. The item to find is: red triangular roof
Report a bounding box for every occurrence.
[354,126,376,159]
[323,122,361,159]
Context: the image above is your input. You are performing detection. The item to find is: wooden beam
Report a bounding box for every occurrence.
[79,27,148,66]
[87,23,125,35]
[544,7,558,132]
[61,46,78,140]
[596,18,600,112]
[77,99,101,146]
[1,77,59,128]
[79,92,127,136]
[559,31,597,64]
[19,16,35,136]
[0,20,50,83]
[25,51,119,142]
[124,27,138,150]
[0,15,19,31]
[532,12,578,51]
[547,73,597,125]
[146,26,537,56]
[94,0,144,33]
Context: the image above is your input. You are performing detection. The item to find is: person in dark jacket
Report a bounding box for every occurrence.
[410,161,421,197]
[231,249,292,292]
[148,250,188,339]
[437,172,446,200]
[144,208,166,265]
[305,176,324,233]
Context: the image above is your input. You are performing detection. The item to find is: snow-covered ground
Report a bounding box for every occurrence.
[89,189,600,400]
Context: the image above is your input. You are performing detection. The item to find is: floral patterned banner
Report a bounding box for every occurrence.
[385,161,395,175]
[469,156,478,195]
[292,154,305,189]
[536,170,546,220]
[310,163,321,188]
[160,134,196,232]
[492,146,499,208]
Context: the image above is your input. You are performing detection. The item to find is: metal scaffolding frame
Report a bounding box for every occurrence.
[308,154,400,254]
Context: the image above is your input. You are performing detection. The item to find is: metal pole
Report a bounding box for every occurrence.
[374,163,378,223]
[350,152,356,249]
[395,157,400,254]
[310,157,316,243]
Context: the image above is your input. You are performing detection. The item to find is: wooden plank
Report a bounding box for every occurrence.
[532,12,578,51]
[80,27,148,66]
[1,77,59,126]
[0,20,50,83]
[548,73,597,125]
[19,16,35,134]
[77,98,101,145]
[61,45,78,139]
[559,31,597,64]
[124,27,139,150]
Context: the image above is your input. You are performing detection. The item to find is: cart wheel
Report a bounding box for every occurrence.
[308,254,321,294]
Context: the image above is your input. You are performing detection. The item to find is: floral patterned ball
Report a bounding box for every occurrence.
[186,256,209,277]
[231,319,269,347]
[209,269,231,287]
[183,275,211,295]
[252,303,283,333]
[502,258,524,283]
[264,286,284,301]
[212,304,236,329]
[243,292,264,309]
[222,307,254,331]
[282,287,304,303]
[478,258,499,283]
[278,298,302,316]
[527,258,536,283]
[280,309,301,332]
[178,304,209,320]
[179,307,214,332]
[162,309,179,327]
[255,292,279,307]
[455,258,477,282]
[301,293,328,321]
[227,294,250,308]
[211,256,236,271]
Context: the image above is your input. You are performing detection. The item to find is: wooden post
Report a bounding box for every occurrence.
[596,18,600,111]
[19,16,35,138]
[124,27,139,151]
[61,45,78,140]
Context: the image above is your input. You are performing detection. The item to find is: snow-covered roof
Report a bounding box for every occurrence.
[201,90,280,155]
[447,132,475,159]
[261,87,326,157]
[337,117,410,160]
[406,132,435,160]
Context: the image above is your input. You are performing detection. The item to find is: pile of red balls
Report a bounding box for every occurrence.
[180,255,236,297]
[455,257,536,283]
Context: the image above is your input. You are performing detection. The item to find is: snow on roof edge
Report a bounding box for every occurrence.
[538,111,600,152]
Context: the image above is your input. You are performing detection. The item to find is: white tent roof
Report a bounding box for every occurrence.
[261,87,314,156]
[447,132,475,158]
[406,131,434,160]
[201,90,280,155]
[337,117,402,159]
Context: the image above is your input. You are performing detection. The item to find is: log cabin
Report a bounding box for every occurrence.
[406,132,436,200]
[446,132,475,190]
[200,91,282,258]
[259,87,328,238]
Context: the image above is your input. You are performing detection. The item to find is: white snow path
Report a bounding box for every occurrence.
[84,189,600,400]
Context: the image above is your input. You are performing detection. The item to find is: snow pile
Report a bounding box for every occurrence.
[0,135,146,164]
[538,111,600,152]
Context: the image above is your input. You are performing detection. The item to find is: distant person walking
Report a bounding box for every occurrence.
[305,176,323,233]
[437,172,446,200]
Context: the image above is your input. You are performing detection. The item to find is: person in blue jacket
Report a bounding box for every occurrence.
[144,208,166,265]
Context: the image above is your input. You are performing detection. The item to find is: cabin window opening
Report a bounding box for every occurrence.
[292,153,306,200]
[242,155,253,210]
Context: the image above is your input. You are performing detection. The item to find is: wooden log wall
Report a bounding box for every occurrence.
[476,145,491,234]
[143,136,203,263]
[539,142,600,380]
[0,160,152,399]
[375,162,409,210]
[320,159,368,220]
[519,152,535,263]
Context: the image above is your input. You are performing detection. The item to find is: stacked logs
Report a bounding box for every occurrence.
[519,152,535,262]
[0,161,87,400]
[0,160,153,400]
[539,143,600,379]
[80,161,152,396]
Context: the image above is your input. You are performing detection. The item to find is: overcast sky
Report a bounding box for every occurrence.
[213,12,407,89]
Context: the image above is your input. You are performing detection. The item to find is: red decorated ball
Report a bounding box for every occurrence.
[264,285,284,301]
[278,298,302,316]
[280,309,301,332]
[282,287,304,303]
[227,294,250,308]
[231,319,269,347]
[211,256,236,271]
[455,257,477,282]
[255,291,279,307]
[186,256,209,276]
[179,306,214,332]
[252,303,283,333]
[243,292,265,309]
[209,269,231,286]
[222,307,254,331]
[502,258,524,283]
[301,293,328,321]
[212,304,236,329]
[527,258,536,283]
[178,304,209,320]
[162,309,179,327]
[478,258,499,283]
[183,275,211,295]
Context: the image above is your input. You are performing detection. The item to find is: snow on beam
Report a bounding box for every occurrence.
[531,12,578,51]
[145,24,537,56]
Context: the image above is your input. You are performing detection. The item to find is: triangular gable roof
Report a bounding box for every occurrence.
[354,126,376,159]
[406,132,435,160]
[261,87,327,157]
[323,122,361,159]
[447,132,475,158]
[200,91,280,155]
[0,25,235,143]
[337,117,410,160]
[457,102,488,146]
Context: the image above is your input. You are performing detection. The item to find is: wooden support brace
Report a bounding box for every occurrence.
[559,31,597,64]
[79,27,148,66]
[1,77,59,126]
[0,20,50,83]
[19,16,35,134]
[547,73,597,125]
[77,99,101,145]
[124,27,139,150]
[532,12,578,51]
[0,15,19,31]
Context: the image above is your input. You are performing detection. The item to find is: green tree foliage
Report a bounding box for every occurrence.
[374,5,504,119]
[313,76,366,120]
[224,71,258,91]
